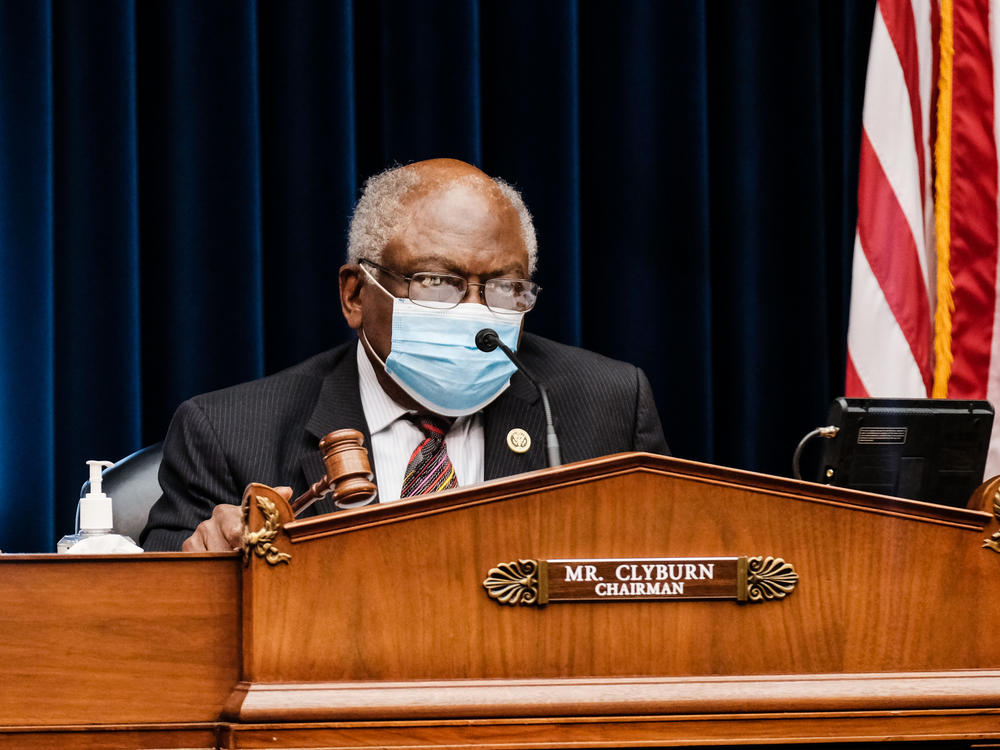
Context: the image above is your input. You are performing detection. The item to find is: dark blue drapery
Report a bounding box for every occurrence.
[0,0,875,552]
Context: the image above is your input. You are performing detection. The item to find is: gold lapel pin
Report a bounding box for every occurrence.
[506,428,531,453]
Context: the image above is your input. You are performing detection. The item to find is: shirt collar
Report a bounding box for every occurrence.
[356,340,411,436]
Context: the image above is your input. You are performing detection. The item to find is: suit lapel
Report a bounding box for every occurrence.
[483,370,548,480]
[300,342,376,515]
[297,344,547,509]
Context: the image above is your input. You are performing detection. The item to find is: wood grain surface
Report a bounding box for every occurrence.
[0,554,239,727]
[243,454,1000,685]
[4,453,1000,747]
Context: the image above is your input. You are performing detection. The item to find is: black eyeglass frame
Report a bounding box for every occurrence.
[359,258,540,314]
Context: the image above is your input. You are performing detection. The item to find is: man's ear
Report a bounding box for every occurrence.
[339,264,364,330]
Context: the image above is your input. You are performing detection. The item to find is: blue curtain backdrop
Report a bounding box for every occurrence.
[0,0,875,552]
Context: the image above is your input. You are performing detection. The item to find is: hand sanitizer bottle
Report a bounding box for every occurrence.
[57,460,124,552]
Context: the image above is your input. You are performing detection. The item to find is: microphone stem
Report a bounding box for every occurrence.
[494,340,562,467]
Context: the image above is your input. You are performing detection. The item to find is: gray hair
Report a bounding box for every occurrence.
[346,165,538,274]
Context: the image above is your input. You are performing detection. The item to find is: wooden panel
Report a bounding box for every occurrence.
[3,453,998,747]
[241,455,1000,684]
[222,711,1000,748]
[0,554,240,726]
[229,671,1000,721]
[0,724,219,749]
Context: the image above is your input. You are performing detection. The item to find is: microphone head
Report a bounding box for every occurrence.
[475,328,500,352]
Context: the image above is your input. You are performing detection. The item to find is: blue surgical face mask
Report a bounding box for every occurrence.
[360,265,525,416]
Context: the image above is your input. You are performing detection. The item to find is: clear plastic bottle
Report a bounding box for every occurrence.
[57,459,138,553]
[57,526,115,553]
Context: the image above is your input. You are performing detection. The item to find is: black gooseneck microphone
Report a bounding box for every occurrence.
[475,328,562,467]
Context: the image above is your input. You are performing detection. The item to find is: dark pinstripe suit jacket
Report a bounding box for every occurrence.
[140,333,669,551]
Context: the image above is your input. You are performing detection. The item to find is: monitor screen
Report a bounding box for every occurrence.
[817,397,994,507]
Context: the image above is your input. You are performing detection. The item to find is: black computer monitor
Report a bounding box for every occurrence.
[817,397,994,507]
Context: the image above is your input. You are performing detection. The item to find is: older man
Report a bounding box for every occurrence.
[141,158,668,552]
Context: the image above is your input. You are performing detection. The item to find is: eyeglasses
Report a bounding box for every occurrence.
[360,258,540,314]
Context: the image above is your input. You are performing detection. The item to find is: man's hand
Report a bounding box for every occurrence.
[181,488,293,552]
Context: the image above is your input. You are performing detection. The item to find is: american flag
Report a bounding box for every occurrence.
[847,0,1000,475]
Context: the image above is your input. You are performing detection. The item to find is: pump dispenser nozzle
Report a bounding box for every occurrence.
[80,459,115,531]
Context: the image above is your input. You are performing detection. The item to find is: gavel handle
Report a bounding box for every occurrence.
[290,477,333,515]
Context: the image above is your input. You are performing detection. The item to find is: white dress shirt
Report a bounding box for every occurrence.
[355,342,484,503]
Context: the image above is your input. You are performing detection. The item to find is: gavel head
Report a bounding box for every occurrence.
[318,429,377,508]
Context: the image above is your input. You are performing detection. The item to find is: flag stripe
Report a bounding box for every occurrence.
[864,8,932,284]
[845,354,870,398]
[847,233,929,395]
[856,130,934,392]
[946,0,998,398]
[986,0,1000,474]
[881,0,929,212]
[848,1,935,402]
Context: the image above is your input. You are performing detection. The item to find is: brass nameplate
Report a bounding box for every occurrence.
[483,556,797,606]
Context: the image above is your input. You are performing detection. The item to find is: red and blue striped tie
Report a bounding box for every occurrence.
[400,415,459,497]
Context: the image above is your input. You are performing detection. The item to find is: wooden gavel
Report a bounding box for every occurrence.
[290,429,377,516]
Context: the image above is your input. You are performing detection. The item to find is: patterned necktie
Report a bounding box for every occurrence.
[400,414,459,497]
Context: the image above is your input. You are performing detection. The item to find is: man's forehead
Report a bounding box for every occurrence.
[376,172,528,275]
[397,183,520,235]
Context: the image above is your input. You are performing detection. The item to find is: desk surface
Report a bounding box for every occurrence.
[2,453,999,749]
